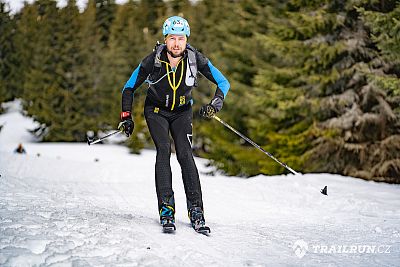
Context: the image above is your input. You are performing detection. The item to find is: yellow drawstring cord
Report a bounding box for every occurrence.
[162,59,184,110]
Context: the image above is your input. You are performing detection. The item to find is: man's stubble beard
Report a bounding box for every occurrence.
[167,48,184,58]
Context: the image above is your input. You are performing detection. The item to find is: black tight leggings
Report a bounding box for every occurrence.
[144,104,203,212]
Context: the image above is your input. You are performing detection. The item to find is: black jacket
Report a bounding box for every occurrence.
[122,44,230,112]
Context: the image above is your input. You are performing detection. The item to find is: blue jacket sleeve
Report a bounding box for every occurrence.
[123,64,142,91]
[121,52,155,112]
[196,50,230,100]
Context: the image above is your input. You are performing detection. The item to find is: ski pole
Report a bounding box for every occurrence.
[212,115,299,175]
[87,130,121,146]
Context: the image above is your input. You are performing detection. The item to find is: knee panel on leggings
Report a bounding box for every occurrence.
[156,142,171,158]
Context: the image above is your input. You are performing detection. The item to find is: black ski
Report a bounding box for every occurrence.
[195,225,211,235]
[162,220,176,233]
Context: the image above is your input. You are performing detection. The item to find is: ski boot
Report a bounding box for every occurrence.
[160,203,176,233]
[188,206,210,234]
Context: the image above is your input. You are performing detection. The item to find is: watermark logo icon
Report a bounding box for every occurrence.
[293,240,308,258]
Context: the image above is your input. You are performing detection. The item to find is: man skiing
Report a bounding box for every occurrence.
[119,16,230,233]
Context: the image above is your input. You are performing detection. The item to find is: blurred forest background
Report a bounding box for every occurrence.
[0,0,399,183]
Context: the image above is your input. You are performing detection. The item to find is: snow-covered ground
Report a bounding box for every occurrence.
[0,100,399,266]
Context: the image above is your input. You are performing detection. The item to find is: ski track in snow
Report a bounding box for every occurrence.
[0,100,400,266]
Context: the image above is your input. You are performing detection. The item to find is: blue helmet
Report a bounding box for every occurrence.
[162,16,190,37]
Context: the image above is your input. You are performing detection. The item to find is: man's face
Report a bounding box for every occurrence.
[165,34,187,58]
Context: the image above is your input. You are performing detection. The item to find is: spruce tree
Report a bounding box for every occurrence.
[21,0,97,141]
[22,0,61,139]
[12,1,41,104]
[48,0,94,141]
[101,0,168,152]
[195,0,400,182]
[101,1,154,152]
[298,0,400,182]
[194,0,272,175]
[95,0,117,46]
[78,0,109,138]
[0,1,19,105]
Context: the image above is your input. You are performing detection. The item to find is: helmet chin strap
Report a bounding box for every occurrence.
[167,49,184,58]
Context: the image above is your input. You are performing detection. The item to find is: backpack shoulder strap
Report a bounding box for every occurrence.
[154,43,165,68]
[186,44,197,76]
[186,44,198,87]
[145,42,165,85]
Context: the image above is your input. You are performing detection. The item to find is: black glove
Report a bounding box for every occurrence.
[199,104,216,119]
[200,96,223,119]
[119,111,134,137]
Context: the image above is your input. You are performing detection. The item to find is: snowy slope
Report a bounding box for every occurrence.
[0,100,399,266]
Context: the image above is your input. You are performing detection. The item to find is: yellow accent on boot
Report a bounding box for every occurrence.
[159,205,175,215]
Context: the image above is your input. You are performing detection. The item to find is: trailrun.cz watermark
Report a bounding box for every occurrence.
[292,240,391,259]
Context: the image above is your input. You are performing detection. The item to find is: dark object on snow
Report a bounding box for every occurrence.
[14,143,26,154]
[321,186,328,195]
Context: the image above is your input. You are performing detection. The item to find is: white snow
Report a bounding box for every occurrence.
[0,100,399,266]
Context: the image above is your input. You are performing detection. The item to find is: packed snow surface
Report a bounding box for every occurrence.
[0,100,399,266]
